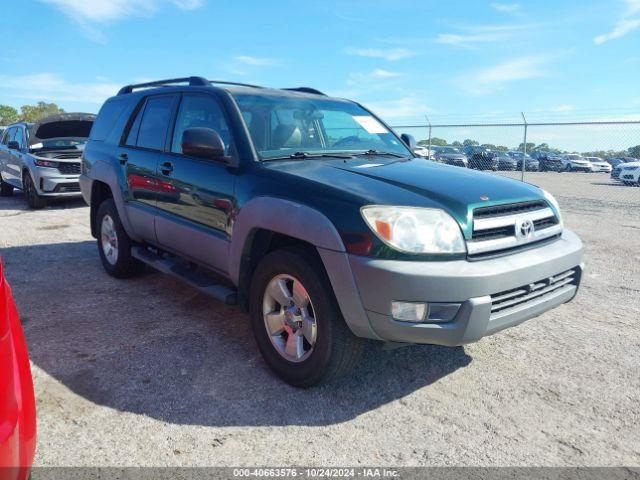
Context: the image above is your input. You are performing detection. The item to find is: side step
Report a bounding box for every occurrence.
[132,246,237,305]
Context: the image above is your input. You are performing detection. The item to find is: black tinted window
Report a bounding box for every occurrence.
[171,94,232,155]
[136,96,174,151]
[91,98,127,141]
[14,128,24,149]
[125,104,144,146]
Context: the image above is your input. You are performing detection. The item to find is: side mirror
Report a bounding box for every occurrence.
[181,127,227,162]
[400,133,416,151]
[7,141,20,151]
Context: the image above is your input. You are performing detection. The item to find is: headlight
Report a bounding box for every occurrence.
[34,159,59,168]
[542,189,562,224]
[625,166,639,171]
[361,206,466,254]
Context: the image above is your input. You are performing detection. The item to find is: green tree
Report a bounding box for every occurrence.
[19,102,65,122]
[517,142,536,151]
[0,105,19,125]
[451,140,462,147]
[418,137,447,146]
[462,139,479,147]
[628,145,640,158]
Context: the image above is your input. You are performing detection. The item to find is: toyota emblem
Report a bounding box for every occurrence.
[517,218,535,239]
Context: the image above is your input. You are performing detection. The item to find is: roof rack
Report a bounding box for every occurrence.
[208,80,264,89]
[117,77,209,95]
[282,87,326,96]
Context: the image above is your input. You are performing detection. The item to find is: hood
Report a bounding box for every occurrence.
[621,162,640,169]
[264,156,545,234]
[28,113,96,146]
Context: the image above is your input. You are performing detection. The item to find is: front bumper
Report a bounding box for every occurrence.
[32,167,81,197]
[348,229,583,346]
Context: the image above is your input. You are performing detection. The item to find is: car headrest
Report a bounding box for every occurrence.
[273,124,302,148]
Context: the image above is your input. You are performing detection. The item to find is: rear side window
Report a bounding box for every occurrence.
[91,98,127,141]
[136,96,174,151]
[13,128,25,149]
[1,127,15,145]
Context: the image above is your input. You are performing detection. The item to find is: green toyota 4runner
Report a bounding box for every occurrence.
[80,77,583,387]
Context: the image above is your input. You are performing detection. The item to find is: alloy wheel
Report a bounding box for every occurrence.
[100,215,119,266]
[262,274,317,363]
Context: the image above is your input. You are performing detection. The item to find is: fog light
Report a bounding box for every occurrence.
[391,301,427,322]
[426,303,460,323]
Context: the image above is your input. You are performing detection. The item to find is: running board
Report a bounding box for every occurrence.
[132,246,237,305]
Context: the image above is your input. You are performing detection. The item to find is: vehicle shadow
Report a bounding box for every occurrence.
[1,241,471,427]
[591,182,633,188]
[0,191,87,211]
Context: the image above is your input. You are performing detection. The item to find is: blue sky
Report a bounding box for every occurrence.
[1,0,639,149]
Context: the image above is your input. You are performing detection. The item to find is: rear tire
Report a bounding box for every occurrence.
[95,198,145,278]
[249,246,365,387]
[23,172,47,209]
[0,173,14,197]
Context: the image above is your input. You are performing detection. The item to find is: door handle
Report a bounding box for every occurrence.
[161,161,174,175]
[119,153,128,165]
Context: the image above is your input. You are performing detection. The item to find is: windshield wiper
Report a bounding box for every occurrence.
[262,151,355,161]
[355,149,409,158]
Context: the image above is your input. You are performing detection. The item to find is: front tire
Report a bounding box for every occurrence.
[23,172,47,209]
[249,246,365,387]
[96,198,144,278]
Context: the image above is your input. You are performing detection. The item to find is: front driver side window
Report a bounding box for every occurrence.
[171,94,232,155]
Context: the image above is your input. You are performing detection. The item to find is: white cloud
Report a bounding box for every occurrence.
[490,3,520,13]
[594,0,640,44]
[550,104,575,112]
[456,54,562,95]
[40,0,205,41]
[435,24,526,48]
[234,56,282,67]
[363,97,430,122]
[0,73,120,105]
[347,69,404,85]
[344,47,416,61]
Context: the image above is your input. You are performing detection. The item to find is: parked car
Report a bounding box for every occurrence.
[0,113,95,208]
[608,157,637,169]
[412,145,435,159]
[463,146,498,170]
[584,157,612,173]
[560,154,592,172]
[0,258,36,479]
[81,76,583,386]
[533,152,564,172]
[432,146,468,167]
[508,152,539,171]
[495,152,517,171]
[616,162,640,185]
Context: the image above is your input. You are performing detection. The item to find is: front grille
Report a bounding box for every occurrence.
[473,200,547,219]
[533,216,559,230]
[468,200,562,258]
[57,162,81,175]
[53,183,81,193]
[490,268,578,316]
[472,225,514,241]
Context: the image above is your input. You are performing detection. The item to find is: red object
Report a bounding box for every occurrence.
[0,259,36,479]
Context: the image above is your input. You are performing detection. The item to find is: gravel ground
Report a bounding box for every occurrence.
[0,172,638,467]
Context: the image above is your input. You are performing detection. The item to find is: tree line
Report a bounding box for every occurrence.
[0,102,66,125]
[417,137,640,159]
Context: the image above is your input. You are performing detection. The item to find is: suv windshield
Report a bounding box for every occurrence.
[232,93,411,160]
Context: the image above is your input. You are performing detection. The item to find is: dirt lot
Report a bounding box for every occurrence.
[0,172,639,467]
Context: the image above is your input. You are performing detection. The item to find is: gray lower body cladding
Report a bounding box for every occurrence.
[339,229,583,346]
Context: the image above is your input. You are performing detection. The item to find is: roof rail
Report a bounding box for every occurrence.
[282,87,326,96]
[117,76,209,95]
[208,80,264,89]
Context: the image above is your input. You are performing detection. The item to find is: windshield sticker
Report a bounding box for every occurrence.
[353,116,387,134]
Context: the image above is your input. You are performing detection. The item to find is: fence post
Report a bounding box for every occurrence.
[426,115,432,159]
[521,112,528,182]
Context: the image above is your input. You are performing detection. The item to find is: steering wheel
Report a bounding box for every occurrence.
[332,136,363,148]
